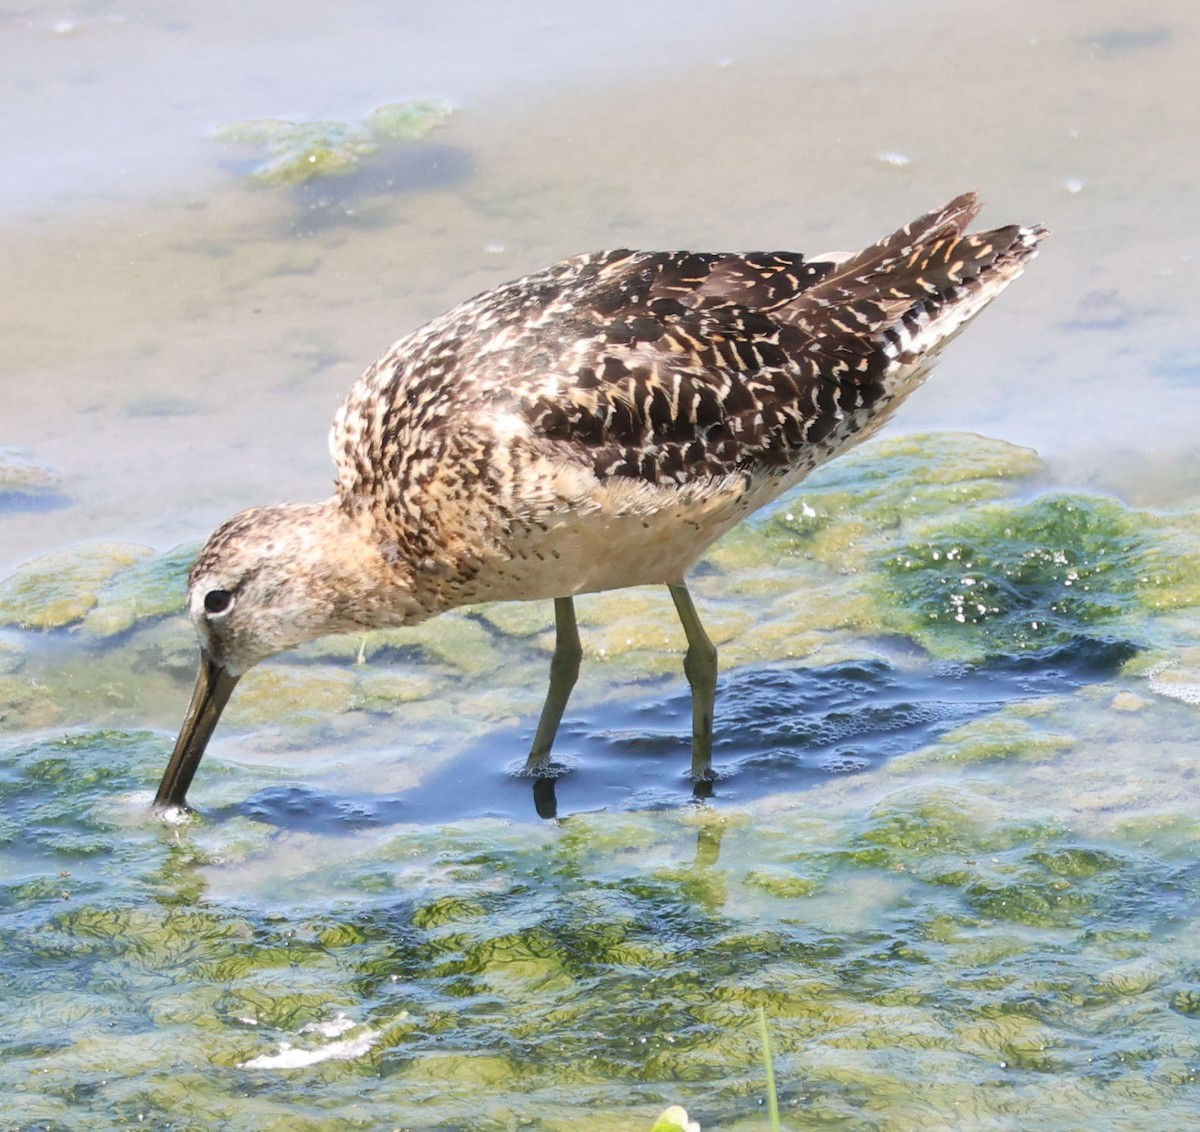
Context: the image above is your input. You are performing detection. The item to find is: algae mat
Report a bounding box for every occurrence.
[2,433,1199,1129]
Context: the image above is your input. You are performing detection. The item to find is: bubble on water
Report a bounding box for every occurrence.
[151,799,193,827]
[819,750,870,774]
[1146,663,1200,707]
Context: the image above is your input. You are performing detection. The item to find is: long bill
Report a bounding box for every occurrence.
[154,651,241,811]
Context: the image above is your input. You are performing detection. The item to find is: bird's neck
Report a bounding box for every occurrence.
[300,498,433,632]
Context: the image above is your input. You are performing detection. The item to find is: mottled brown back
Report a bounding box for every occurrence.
[333,193,1045,523]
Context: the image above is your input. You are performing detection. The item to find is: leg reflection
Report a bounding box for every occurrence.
[532,775,558,820]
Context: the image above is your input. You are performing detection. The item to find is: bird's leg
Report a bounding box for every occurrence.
[525,596,582,773]
[668,581,718,782]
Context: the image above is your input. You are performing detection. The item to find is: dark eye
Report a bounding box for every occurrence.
[204,589,234,615]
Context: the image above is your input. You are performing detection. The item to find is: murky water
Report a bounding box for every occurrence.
[2,0,1199,1128]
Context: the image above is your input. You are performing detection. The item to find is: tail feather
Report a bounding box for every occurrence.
[782,195,1047,370]
[846,189,984,273]
[883,218,1047,368]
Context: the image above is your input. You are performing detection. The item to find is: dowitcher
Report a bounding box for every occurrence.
[155,192,1046,811]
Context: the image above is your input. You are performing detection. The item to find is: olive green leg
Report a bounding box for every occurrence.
[668,581,718,781]
[525,597,582,772]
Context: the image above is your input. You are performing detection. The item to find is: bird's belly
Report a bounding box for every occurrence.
[549,508,726,597]
[455,467,794,606]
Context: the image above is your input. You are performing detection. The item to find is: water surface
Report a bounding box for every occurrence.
[2,1,1199,1127]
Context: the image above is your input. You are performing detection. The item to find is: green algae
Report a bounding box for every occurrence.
[0,671,60,731]
[301,614,503,677]
[227,666,358,728]
[352,669,437,711]
[82,542,199,638]
[218,99,453,185]
[1,432,1199,1126]
[219,116,378,181]
[366,100,454,142]
[4,742,1200,1127]
[897,712,1076,770]
[0,447,58,501]
[0,543,152,630]
[877,492,1165,660]
[712,436,1199,678]
[691,434,1058,672]
[724,432,1044,572]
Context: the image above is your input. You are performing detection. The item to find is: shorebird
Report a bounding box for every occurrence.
[155,192,1046,811]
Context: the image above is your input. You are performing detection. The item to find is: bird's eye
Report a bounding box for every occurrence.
[204,589,234,615]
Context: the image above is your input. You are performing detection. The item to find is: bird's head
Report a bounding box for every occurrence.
[185,502,368,676]
[154,500,423,814]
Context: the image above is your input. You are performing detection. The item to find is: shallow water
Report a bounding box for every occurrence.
[2,1,1200,1128]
